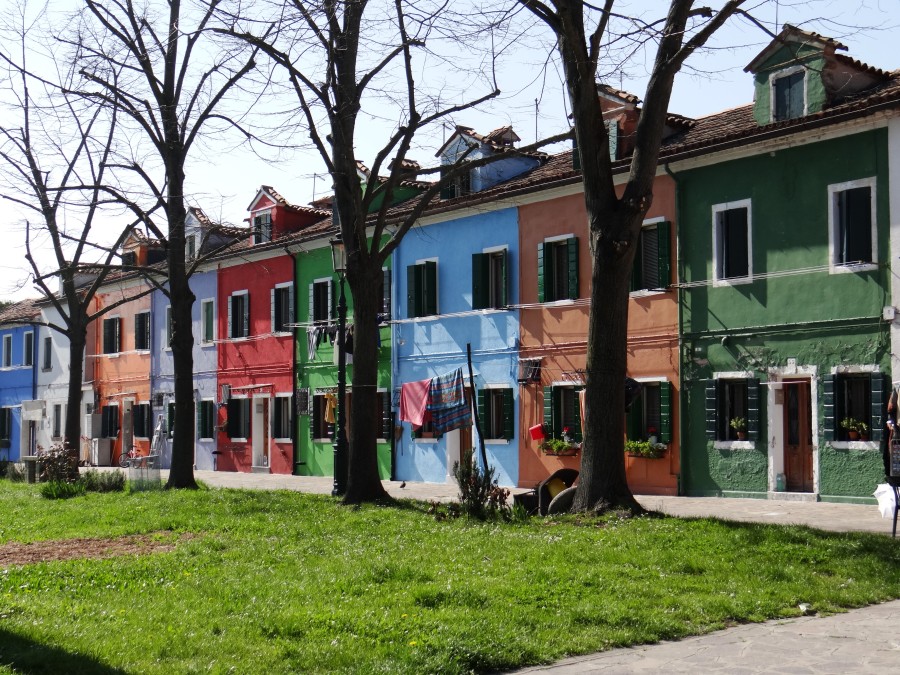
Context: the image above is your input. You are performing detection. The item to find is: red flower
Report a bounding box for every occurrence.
[648,426,657,434]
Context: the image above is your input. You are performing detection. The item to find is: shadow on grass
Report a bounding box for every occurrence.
[0,628,127,674]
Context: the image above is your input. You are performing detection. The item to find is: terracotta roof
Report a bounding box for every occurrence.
[434,124,537,158]
[745,24,847,73]
[597,84,640,105]
[0,298,41,325]
[188,206,212,226]
[833,53,894,80]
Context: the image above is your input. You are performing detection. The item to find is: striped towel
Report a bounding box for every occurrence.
[427,369,465,411]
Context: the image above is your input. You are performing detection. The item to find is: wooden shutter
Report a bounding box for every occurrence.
[626,394,642,440]
[195,401,201,438]
[407,265,417,318]
[502,388,514,441]
[423,261,437,316]
[537,242,547,302]
[288,285,295,325]
[543,386,554,436]
[226,399,239,438]
[573,388,583,441]
[380,392,392,440]
[242,295,249,337]
[115,318,121,352]
[705,379,718,440]
[227,295,233,338]
[472,253,488,310]
[747,379,760,441]
[309,396,317,440]
[871,373,885,443]
[605,119,618,160]
[656,221,671,289]
[823,374,836,441]
[270,288,276,332]
[477,389,489,436]
[660,380,673,443]
[566,237,579,299]
[381,269,391,318]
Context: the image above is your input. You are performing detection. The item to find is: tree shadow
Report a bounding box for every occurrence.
[0,628,127,674]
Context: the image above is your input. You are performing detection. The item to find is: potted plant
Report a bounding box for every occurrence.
[625,439,666,459]
[539,437,579,456]
[729,417,747,440]
[841,417,862,441]
[858,421,869,441]
[647,426,658,445]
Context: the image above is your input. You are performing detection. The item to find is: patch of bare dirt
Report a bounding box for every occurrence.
[0,532,191,568]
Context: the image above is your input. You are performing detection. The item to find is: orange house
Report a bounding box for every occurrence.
[517,164,680,495]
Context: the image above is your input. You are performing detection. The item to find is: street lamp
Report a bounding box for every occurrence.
[329,234,348,497]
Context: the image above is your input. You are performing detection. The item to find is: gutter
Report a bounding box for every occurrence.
[664,162,684,496]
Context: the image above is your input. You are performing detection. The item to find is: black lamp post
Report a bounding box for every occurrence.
[329,234,348,497]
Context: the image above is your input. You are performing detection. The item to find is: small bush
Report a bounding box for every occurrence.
[5,462,26,482]
[37,445,78,483]
[0,459,8,478]
[40,480,86,500]
[453,450,511,520]
[81,470,126,493]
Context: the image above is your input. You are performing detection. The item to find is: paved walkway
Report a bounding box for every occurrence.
[123,469,900,673]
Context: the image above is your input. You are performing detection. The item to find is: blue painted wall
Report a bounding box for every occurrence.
[393,207,521,485]
[150,269,219,470]
[440,135,541,192]
[0,325,37,461]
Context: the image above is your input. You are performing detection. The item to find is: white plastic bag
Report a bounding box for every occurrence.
[873,483,897,519]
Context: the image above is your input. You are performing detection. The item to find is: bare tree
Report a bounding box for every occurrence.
[517,0,750,512]
[70,0,261,488]
[223,0,570,503]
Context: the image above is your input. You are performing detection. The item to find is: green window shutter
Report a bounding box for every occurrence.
[656,221,671,289]
[382,268,391,318]
[242,400,251,439]
[870,373,885,443]
[329,280,335,321]
[477,389,489,435]
[243,295,250,337]
[308,283,315,324]
[573,388,583,441]
[630,232,643,292]
[543,386,554,436]
[502,388,514,440]
[407,265,418,318]
[705,379,717,440]
[605,119,618,160]
[747,379,760,441]
[498,249,509,307]
[309,397,316,440]
[423,261,437,316]
[566,237,579,300]
[381,393,392,440]
[195,401,201,438]
[537,242,546,302]
[660,380,672,443]
[626,394,642,440]
[823,375,836,442]
[472,253,488,310]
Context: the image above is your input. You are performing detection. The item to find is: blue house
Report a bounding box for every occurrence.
[0,299,39,461]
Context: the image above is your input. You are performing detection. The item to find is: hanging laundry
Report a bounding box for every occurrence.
[399,378,432,428]
[427,368,471,434]
[324,393,338,424]
[306,326,322,361]
[431,403,472,435]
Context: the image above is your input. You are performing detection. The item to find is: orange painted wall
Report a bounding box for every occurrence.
[517,175,680,494]
[93,282,152,465]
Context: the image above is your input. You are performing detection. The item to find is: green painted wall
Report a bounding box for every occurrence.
[679,129,890,501]
[294,243,392,479]
[752,47,826,125]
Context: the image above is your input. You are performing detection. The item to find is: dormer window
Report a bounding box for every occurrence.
[440,165,471,200]
[253,211,272,244]
[772,68,805,121]
[186,234,196,260]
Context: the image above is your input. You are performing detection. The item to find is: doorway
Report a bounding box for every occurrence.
[252,396,269,469]
[782,379,813,492]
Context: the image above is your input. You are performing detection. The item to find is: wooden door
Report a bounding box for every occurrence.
[783,380,813,492]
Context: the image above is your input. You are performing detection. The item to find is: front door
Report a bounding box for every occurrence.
[252,397,269,468]
[783,380,813,492]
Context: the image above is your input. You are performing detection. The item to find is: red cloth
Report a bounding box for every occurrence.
[399,378,431,428]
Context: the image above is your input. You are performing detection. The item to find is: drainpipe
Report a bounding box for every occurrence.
[390,255,399,481]
[664,162,684,496]
[284,249,302,475]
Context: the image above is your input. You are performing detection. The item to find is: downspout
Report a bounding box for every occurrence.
[390,254,398,480]
[285,250,302,475]
[664,162,684,496]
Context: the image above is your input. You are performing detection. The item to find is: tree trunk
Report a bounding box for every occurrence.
[343,261,391,504]
[62,322,87,481]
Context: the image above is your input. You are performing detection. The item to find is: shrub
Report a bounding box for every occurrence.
[5,462,26,482]
[40,480,86,500]
[453,450,511,520]
[81,470,126,493]
[0,459,7,478]
[37,445,78,483]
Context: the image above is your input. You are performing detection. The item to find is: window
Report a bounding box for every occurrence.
[273,396,292,440]
[439,165,471,199]
[134,312,151,351]
[772,69,805,122]
[377,390,392,441]
[198,400,216,440]
[186,234,197,260]
[122,250,137,267]
[102,317,121,354]
[167,402,175,437]
[201,299,215,344]
[52,404,63,439]
[713,201,751,283]
[310,393,335,440]
[101,404,120,438]
[543,385,583,441]
[631,221,671,292]
[165,306,174,348]
[829,178,876,269]
[538,238,578,302]
[407,260,438,318]
[0,408,11,441]
[2,335,11,367]
[42,336,52,371]
[272,284,294,333]
[228,291,249,338]
[133,403,152,439]
[253,211,272,244]
[626,381,673,442]
[705,377,759,442]
[824,371,884,442]
[23,332,33,367]
[478,388,514,440]
[310,279,333,324]
[472,249,508,310]
[227,398,251,439]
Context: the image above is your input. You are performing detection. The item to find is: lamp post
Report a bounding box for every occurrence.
[329,234,348,497]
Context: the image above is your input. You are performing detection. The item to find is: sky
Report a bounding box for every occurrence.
[1,0,899,302]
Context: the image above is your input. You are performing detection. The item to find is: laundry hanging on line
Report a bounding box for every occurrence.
[398,368,472,435]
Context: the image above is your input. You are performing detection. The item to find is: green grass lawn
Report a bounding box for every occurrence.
[1,481,898,674]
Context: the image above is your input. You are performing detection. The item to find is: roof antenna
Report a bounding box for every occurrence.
[775,0,779,31]
[534,98,539,143]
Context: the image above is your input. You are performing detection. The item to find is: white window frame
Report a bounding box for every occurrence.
[132,401,153,440]
[2,334,11,368]
[769,65,807,123]
[102,315,121,356]
[712,199,753,287]
[134,311,151,352]
[51,403,65,440]
[272,282,293,334]
[827,177,878,274]
[272,393,293,442]
[200,298,216,345]
[230,395,249,441]
[165,305,173,351]
[712,370,755,450]
[630,217,668,297]
[42,335,52,371]
[482,383,512,445]
[23,331,33,367]
[416,256,440,316]
[198,398,217,441]
[229,290,250,340]
[828,364,879,450]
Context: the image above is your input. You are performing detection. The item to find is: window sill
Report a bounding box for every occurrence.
[229,437,248,443]
[714,440,755,450]
[484,439,510,445]
[198,437,214,442]
[200,341,215,347]
[273,437,291,443]
[415,438,438,444]
[629,289,668,298]
[830,262,877,275]
[712,276,752,288]
[829,441,879,451]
